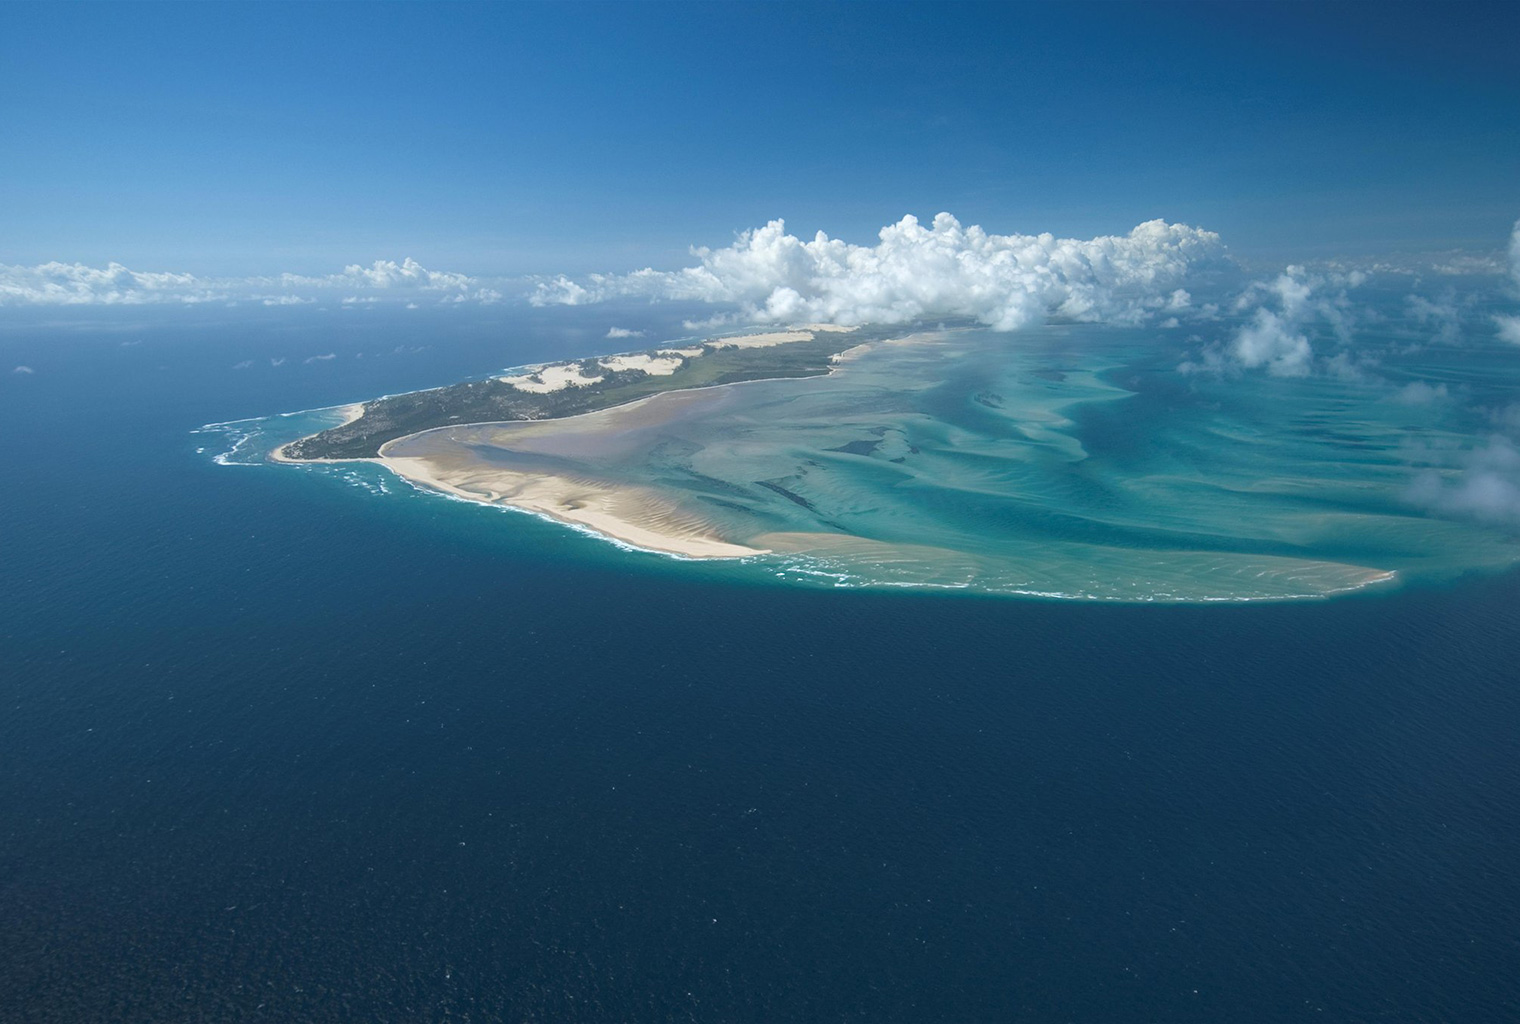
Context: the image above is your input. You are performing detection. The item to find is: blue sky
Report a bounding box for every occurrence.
[1,1,1517,277]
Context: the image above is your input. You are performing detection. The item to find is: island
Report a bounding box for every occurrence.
[279,326,867,461]
[259,318,1445,600]
[274,325,875,559]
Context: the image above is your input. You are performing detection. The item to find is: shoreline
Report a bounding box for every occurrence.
[270,402,366,463]
[377,452,765,560]
[370,382,781,559]
[263,331,935,560]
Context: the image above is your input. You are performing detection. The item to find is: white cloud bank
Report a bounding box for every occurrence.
[531,214,1224,331]
[0,257,501,307]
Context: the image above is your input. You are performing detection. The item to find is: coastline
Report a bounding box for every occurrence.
[270,402,366,463]
[376,452,765,560]
[369,381,791,560]
[268,333,915,560]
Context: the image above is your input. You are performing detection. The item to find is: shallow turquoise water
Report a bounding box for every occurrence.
[207,324,1520,602]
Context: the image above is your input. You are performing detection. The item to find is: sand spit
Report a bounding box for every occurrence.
[830,343,874,364]
[270,403,365,463]
[754,530,1398,601]
[378,450,763,559]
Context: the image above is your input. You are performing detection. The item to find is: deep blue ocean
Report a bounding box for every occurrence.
[3,307,1518,1022]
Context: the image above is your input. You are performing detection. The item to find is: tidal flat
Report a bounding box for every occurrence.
[233,323,1520,602]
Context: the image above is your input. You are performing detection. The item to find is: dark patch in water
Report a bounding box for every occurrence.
[756,479,818,512]
[825,439,882,457]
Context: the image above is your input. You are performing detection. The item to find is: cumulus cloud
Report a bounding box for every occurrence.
[1185,265,1367,377]
[0,261,217,306]
[1394,381,1449,405]
[1405,293,1463,345]
[304,353,336,363]
[1408,437,1520,524]
[0,257,500,307]
[1230,308,1313,377]
[272,259,503,305]
[532,214,1226,331]
[1491,403,1520,434]
[1508,218,1520,289]
[1408,341,1520,523]
[12,365,35,374]
[606,326,645,339]
[1492,220,1520,344]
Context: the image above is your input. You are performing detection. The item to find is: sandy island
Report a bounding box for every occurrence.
[271,326,870,558]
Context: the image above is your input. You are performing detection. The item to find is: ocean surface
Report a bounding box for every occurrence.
[3,304,1519,1021]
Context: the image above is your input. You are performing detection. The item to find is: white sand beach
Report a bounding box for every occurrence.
[377,449,763,559]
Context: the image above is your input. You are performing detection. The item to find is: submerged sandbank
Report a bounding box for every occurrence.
[243,321,1520,602]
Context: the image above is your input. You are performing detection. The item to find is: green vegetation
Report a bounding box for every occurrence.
[282,331,867,460]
